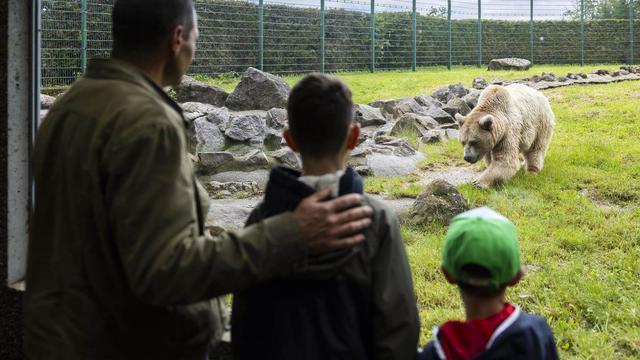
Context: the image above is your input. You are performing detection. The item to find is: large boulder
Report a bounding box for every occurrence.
[472,77,489,90]
[390,113,438,137]
[206,107,232,131]
[414,94,441,108]
[406,180,468,225]
[266,108,288,129]
[462,89,481,109]
[269,147,301,169]
[175,76,229,106]
[197,148,269,175]
[431,83,469,103]
[224,114,266,143]
[354,104,387,127]
[192,117,226,152]
[40,94,56,109]
[349,137,424,177]
[381,98,423,120]
[422,106,455,124]
[442,98,471,117]
[225,67,290,111]
[487,58,532,71]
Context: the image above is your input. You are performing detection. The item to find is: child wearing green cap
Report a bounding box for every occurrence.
[418,207,559,360]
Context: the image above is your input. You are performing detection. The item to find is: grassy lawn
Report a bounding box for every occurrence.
[197,64,624,104]
[375,80,639,359]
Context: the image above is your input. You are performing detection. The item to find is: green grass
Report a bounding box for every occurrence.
[394,80,640,359]
[198,64,624,104]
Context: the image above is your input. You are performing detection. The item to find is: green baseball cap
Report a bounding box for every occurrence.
[442,207,521,289]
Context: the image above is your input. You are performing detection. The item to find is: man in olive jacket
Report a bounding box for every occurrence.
[24,1,373,359]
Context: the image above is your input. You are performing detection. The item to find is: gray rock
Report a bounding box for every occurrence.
[381,98,423,120]
[487,58,531,71]
[566,73,580,80]
[204,181,261,199]
[270,147,301,169]
[445,128,460,139]
[423,106,455,124]
[193,117,226,152]
[557,76,569,82]
[407,180,469,225]
[197,148,269,175]
[390,113,439,137]
[442,98,471,117]
[612,70,629,77]
[206,107,232,130]
[462,89,481,109]
[175,76,229,106]
[206,198,260,232]
[621,66,640,74]
[184,112,206,122]
[354,104,387,127]
[540,72,557,82]
[209,170,270,189]
[472,77,489,90]
[421,128,459,144]
[578,73,588,79]
[414,94,442,108]
[225,67,291,111]
[593,69,610,76]
[432,83,468,103]
[225,114,266,142]
[264,129,284,147]
[40,94,56,109]
[266,108,288,129]
[367,154,420,177]
[182,102,220,114]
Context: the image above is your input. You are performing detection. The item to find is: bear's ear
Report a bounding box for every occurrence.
[455,113,466,126]
[479,115,494,131]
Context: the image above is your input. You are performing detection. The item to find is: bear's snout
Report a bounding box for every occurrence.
[464,155,479,164]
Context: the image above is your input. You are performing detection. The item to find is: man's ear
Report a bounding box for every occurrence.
[507,266,525,287]
[169,25,185,56]
[441,266,458,285]
[346,123,361,150]
[479,115,494,131]
[455,113,466,126]
[283,129,299,152]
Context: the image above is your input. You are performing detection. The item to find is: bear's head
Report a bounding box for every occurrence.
[455,112,497,164]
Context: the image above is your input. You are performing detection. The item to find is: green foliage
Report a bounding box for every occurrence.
[565,0,639,20]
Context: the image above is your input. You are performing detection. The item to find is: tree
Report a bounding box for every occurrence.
[564,0,639,20]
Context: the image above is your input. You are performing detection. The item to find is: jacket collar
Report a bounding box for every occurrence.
[85,59,186,124]
[262,166,364,218]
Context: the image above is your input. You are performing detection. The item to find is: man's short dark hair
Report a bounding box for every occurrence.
[457,264,507,298]
[112,0,195,54]
[287,74,354,158]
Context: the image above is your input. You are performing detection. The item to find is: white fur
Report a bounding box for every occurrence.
[459,84,555,188]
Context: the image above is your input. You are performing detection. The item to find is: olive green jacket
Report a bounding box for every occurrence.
[24,59,306,360]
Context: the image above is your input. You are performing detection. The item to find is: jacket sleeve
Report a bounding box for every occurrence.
[104,119,306,306]
[370,205,421,360]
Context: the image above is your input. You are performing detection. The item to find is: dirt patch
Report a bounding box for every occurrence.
[419,166,480,186]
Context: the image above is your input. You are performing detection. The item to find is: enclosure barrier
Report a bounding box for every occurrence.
[41,0,639,87]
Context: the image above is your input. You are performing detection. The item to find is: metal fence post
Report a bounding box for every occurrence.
[447,0,452,70]
[258,0,264,71]
[412,0,416,71]
[477,0,482,68]
[529,0,534,65]
[630,0,635,65]
[370,0,375,73]
[80,0,88,72]
[580,0,584,66]
[320,0,325,73]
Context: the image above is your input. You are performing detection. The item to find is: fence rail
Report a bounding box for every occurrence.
[42,0,639,87]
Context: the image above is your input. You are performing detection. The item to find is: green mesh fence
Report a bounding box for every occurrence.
[41,0,639,87]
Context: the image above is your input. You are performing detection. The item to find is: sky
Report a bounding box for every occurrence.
[269,0,577,20]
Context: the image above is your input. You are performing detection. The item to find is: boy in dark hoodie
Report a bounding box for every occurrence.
[418,207,559,360]
[231,74,420,360]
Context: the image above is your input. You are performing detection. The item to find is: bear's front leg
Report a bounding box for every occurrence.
[473,161,519,188]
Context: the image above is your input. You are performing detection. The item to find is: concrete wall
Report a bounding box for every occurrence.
[1,1,28,359]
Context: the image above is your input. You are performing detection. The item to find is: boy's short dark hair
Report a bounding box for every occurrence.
[457,264,507,298]
[112,0,195,54]
[287,74,354,158]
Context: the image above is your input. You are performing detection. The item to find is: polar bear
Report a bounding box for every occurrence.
[455,84,555,188]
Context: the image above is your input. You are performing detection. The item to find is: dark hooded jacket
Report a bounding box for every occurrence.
[418,308,559,360]
[232,167,420,360]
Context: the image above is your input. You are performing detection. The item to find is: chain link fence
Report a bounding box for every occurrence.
[42,0,639,87]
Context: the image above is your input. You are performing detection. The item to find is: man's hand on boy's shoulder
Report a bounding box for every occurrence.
[294,187,373,256]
